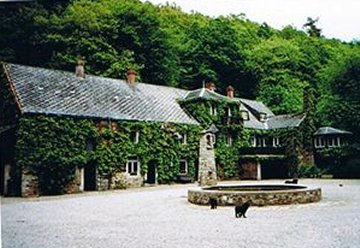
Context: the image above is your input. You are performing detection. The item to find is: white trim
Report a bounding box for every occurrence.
[127,159,140,176]
[179,160,188,175]
[250,135,256,147]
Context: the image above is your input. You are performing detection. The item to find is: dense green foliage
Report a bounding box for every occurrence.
[181,98,249,178]
[1,0,359,179]
[14,115,200,194]
[15,115,97,194]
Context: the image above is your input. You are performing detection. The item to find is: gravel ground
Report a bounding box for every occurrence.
[2,179,360,248]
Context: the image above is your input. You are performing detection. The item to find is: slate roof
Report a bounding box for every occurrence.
[3,63,198,125]
[314,127,352,136]
[266,113,305,129]
[3,63,305,130]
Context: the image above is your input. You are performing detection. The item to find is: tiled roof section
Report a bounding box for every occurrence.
[184,88,234,102]
[266,114,305,129]
[314,127,352,136]
[236,98,274,117]
[4,63,198,125]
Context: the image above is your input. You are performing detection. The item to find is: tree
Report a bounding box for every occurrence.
[303,17,322,38]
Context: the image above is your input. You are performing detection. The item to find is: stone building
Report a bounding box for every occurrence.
[1,62,305,196]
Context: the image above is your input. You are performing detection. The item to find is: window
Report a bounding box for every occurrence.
[127,159,140,176]
[130,130,140,144]
[227,107,232,117]
[226,134,233,146]
[240,110,249,121]
[210,105,217,115]
[179,160,188,175]
[250,136,256,147]
[256,136,266,147]
[182,133,187,144]
[206,134,216,149]
[328,137,339,147]
[314,137,325,148]
[259,113,267,122]
[273,137,280,147]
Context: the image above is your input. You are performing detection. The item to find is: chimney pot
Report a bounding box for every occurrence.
[75,59,85,79]
[127,69,137,86]
[205,82,216,92]
[226,85,234,98]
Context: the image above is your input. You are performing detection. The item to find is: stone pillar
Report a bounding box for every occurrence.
[198,125,218,186]
[79,168,84,192]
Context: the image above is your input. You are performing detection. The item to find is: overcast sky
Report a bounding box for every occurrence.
[144,0,360,42]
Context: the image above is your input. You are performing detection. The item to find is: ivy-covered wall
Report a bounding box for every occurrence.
[180,98,250,179]
[14,114,200,195]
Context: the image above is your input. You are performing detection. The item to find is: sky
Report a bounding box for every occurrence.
[144,0,360,42]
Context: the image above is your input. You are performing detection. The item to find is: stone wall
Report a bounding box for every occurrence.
[21,169,39,197]
[98,172,143,190]
[198,133,217,186]
[188,186,322,206]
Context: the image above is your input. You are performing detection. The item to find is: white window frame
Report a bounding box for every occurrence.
[210,105,217,116]
[227,107,232,117]
[179,160,188,175]
[259,113,267,122]
[182,133,187,145]
[131,130,140,144]
[240,110,249,121]
[314,137,325,148]
[273,137,280,147]
[127,159,140,176]
[250,136,256,147]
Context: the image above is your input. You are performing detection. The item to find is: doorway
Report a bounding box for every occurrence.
[84,161,97,191]
[146,160,157,184]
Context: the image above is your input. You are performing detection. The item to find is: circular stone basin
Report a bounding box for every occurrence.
[188,184,321,206]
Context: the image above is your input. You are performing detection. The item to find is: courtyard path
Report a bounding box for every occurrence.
[1,179,360,248]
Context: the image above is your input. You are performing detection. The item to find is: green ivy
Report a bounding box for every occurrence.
[15,115,98,194]
[15,115,201,194]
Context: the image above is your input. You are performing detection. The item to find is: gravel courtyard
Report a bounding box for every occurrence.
[2,179,360,248]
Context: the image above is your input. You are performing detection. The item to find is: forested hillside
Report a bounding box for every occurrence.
[1,0,359,141]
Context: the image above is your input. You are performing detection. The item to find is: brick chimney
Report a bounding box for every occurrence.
[226,85,234,98]
[75,59,85,79]
[205,81,216,92]
[127,69,137,87]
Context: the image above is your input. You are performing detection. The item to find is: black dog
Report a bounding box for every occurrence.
[209,198,218,209]
[235,201,250,218]
[285,178,298,184]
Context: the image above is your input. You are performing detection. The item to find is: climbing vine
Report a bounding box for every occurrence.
[15,114,200,194]
[180,98,249,179]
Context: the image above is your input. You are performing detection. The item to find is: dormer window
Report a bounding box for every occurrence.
[240,110,249,121]
[130,130,140,144]
[210,105,217,116]
[259,113,267,122]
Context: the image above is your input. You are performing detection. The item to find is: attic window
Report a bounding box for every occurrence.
[131,130,140,144]
[259,113,267,122]
[240,110,249,121]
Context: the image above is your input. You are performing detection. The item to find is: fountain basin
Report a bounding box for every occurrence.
[188,184,321,206]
